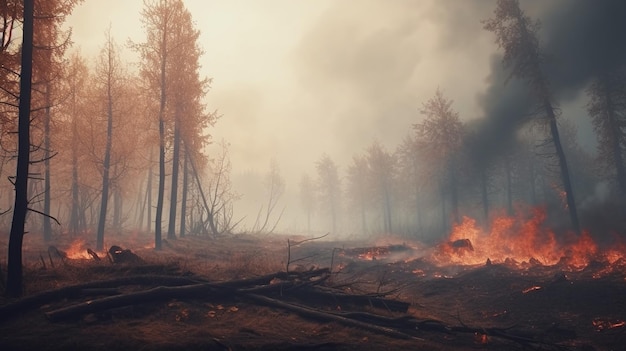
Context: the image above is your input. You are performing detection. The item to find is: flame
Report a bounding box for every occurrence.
[434,206,624,268]
[65,239,92,259]
[593,318,626,331]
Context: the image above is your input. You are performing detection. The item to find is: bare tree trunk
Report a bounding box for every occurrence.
[70,119,80,235]
[544,100,580,234]
[43,84,52,241]
[96,38,115,251]
[167,117,180,240]
[6,0,34,298]
[154,21,168,251]
[146,150,153,231]
[179,149,188,238]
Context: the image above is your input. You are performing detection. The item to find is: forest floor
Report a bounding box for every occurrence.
[0,232,625,350]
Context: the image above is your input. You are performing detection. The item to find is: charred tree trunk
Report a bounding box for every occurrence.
[154,22,168,251]
[179,149,188,238]
[96,35,117,251]
[6,0,34,298]
[545,100,580,234]
[167,117,181,240]
[43,84,52,242]
[70,115,80,235]
[96,79,114,251]
[146,151,153,232]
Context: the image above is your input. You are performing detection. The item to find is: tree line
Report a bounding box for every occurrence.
[1,0,235,297]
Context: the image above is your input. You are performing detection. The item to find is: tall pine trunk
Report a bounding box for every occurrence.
[6,0,34,298]
[167,117,180,239]
[179,148,188,238]
[43,84,52,241]
[96,68,114,251]
[544,100,580,234]
[154,23,168,250]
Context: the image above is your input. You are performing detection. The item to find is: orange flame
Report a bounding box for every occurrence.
[435,207,623,268]
[65,239,92,259]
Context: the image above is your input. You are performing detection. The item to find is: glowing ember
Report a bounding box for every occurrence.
[434,207,624,268]
[522,286,542,294]
[593,318,626,331]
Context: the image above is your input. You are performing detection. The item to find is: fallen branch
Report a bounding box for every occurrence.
[45,283,229,322]
[242,293,421,341]
[0,275,204,323]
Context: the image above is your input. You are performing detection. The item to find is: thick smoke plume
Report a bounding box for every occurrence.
[474,0,626,164]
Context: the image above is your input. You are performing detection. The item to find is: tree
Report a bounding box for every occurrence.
[346,155,369,236]
[135,0,212,247]
[414,89,463,232]
[315,154,341,234]
[586,68,626,210]
[252,158,285,234]
[483,0,580,234]
[6,0,33,298]
[31,0,79,242]
[94,30,124,251]
[365,141,396,234]
[63,52,89,235]
[204,141,239,235]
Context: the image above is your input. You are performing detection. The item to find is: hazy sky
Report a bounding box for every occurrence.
[65,0,607,231]
[66,0,499,177]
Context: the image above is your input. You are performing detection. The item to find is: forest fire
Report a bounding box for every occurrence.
[433,207,625,270]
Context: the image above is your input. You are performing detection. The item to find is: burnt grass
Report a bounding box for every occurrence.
[0,232,625,350]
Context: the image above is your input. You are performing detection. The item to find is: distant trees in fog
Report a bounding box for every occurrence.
[586,69,626,212]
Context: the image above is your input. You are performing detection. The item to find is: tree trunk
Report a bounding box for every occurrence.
[179,149,188,238]
[544,100,580,234]
[167,117,181,240]
[146,151,153,232]
[43,84,52,242]
[70,112,80,235]
[6,0,34,298]
[154,21,168,251]
[96,72,114,251]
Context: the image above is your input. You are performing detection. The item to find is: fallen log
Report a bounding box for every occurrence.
[242,293,421,340]
[0,275,204,323]
[45,283,230,322]
[44,269,331,322]
[293,286,410,313]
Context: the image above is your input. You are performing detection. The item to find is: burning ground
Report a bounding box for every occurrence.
[1,215,625,351]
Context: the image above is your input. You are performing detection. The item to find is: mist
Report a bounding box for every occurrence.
[0,0,624,244]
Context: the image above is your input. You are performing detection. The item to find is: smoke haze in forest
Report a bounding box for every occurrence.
[61,0,623,234]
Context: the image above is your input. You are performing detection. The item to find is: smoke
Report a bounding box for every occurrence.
[473,0,626,165]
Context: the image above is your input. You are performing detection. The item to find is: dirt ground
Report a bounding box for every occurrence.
[0,232,624,350]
